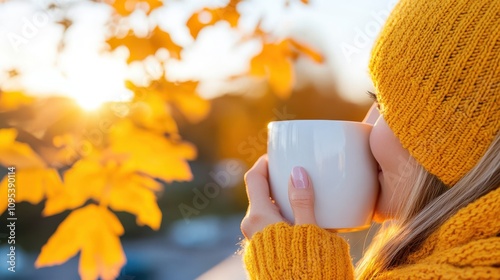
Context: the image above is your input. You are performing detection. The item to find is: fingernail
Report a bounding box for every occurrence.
[291,166,309,189]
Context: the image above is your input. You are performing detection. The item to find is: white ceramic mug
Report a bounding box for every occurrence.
[267,120,379,231]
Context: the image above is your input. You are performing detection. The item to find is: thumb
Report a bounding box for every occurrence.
[288,166,317,225]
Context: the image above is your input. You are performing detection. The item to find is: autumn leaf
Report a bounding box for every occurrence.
[129,98,177,133]
[43,158,107,216]
[126,82,179,133]
[171,90,211,123]
[249,40,294,98]
[109,120,196,183]
[0,168,63,214]
[187,0,240,39]
[0,128,45,168]
[44,155,163,230]
[128,79,211,123]
[36,205,126,280]
[152,79,210,123]
[249,38,323,98]
[107,27,182,63]
[107,0,162,16]
[0,91,34,112]
[50,133,91,167]
[108,172,163,229]
[0,120,72,215]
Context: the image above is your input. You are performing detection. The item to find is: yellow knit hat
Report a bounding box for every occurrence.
[369,0,500,186]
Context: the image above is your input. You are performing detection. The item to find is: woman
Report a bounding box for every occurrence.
[241,0,500,278]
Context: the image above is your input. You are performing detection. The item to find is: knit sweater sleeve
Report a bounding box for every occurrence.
[243,222,354,280]
[377,237,500,280]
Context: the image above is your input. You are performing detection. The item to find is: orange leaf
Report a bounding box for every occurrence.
[43,158,106,216]
[107,0,162,16]
[154,79,210,123]
[109,172,162,229]
[249,41,294,98]
[0,168,63,214]
[126,83,179,133]
[187,0,240,39]
[171,91,211,123]
[0,130,64,215]
[44,155,164,229]
[109,120,196,182]
[107,27,182,63]
[0,91,34,111]
[128,79,210,123]
[35,205,126,280]
[0,128,46,168]
[249,39,324,98]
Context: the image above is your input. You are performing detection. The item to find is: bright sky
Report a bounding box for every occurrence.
[0,0,396,108]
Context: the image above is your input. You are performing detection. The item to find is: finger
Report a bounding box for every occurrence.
[288,166,317,225]
[244,155,274,211]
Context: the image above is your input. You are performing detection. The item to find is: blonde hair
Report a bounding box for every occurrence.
[356,134,500,279]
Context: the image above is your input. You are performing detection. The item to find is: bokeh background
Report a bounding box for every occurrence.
[0,0,394,279]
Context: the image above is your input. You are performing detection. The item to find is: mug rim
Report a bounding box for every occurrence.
[268,119,372,127]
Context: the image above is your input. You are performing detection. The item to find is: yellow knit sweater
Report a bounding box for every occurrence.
[243,188,500,279]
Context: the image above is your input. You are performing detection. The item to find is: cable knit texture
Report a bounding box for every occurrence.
[243,188,500,279]
[369,0,500,186]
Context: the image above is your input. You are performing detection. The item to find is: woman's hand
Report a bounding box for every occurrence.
[241,155,317,239]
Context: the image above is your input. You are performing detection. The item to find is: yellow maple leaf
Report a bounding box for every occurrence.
[0,168,63,214]
[43,158,106,216]
[109,120,196,183]
[107,27,182,63]
[35,205,126,280]
[249,39,324,98]
[128,79,211,123]
[250,40,294,98]
[171,91,211,123]
[187,0,240,39]
[154,79,210,123]
[0,91,34,111]
[126,82,179,133]
[107,0,162,16]
[108,172,163,229]
[0,129,64,214]
[43,157,109,216]
[0,128,46,168]
[50,133,90,167]
[44,156,163,230]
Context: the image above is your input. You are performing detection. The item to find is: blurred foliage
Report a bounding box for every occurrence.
[0,0,326,279]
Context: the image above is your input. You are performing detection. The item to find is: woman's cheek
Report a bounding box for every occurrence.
[369,118,383,166]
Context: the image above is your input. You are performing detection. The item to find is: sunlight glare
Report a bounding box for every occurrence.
[66,75,130,111]
[71,91,112,111]
[63,53,132,111]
